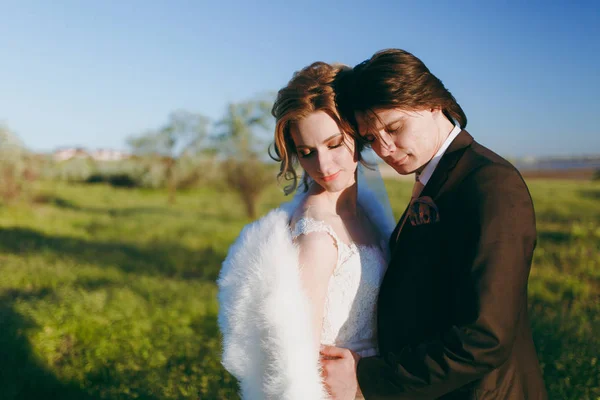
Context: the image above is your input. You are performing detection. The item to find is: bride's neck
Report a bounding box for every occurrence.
[313,181,359,218]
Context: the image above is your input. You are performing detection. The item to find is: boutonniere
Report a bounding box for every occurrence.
[408,196,440,226]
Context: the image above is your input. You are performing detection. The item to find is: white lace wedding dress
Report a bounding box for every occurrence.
[218,184,394,399]
[291,216,389,358]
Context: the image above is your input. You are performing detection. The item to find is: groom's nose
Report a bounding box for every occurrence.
[377,134,397,157]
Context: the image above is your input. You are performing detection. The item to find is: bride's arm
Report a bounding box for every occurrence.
[294,231,338,352]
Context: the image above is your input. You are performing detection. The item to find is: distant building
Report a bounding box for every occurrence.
[90,149,131,161]
[53,147,131,162]
[53,147,90,161]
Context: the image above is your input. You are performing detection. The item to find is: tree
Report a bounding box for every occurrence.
[216,97,274,218]
[216,97,273,157]
[0,124,28,202]
[127,110,210,203]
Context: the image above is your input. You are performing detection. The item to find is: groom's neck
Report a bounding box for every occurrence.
[415,116,455,175]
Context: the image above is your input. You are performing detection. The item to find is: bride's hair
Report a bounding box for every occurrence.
[269,62,363,196]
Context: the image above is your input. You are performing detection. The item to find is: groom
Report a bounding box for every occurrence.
[320,49,548,399]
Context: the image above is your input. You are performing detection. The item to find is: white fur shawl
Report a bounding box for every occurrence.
[217,188,394,400]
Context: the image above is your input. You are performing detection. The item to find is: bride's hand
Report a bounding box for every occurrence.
[319,345,361,400]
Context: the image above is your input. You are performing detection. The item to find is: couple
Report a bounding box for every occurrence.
[218,49,547,399]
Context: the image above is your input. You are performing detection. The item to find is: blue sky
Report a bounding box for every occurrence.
[1,0,599,157]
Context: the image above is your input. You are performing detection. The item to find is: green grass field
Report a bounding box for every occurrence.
[0,179,598,399]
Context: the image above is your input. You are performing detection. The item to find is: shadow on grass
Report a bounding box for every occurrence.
[0,288,101,400]
[529,301,600,399]
[31,193,249,225]
[579,188,600,200]
[82,361,163,400]
[0,288,168,400]
[190,314,240,399]
[537,230,572,245]
[33,194,189,218]
[0,227,225,281]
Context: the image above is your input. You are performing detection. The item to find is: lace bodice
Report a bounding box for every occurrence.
[291,217,388,357]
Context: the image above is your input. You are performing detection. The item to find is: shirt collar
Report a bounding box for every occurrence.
[416,122,462,185]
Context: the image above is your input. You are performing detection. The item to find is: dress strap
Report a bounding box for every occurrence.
[291,217,345,262]
[292,217,341,245]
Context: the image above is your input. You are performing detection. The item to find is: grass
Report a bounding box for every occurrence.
[0,179,598,399]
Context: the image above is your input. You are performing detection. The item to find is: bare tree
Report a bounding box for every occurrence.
[0,124,27,202]
[216,97,274,218]
[127,110,210,203]
[216,97,272,157]
[223,155,273,219]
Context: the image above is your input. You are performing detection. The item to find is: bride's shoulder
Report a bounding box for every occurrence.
[289,196,343,250]
[290,195,334,228]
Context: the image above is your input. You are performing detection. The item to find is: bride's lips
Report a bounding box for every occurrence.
[322,171,341,182]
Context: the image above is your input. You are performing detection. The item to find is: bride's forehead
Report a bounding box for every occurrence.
[295,113,339,134]
[291,123,347,146]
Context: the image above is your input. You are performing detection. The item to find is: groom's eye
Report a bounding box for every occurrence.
[386,124,402,134]
[363,134,376,143]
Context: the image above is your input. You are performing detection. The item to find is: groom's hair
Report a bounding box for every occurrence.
[338,49,467,133]
[270,62,363,195]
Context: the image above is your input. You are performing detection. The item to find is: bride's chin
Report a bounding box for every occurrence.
[322,179,355,194]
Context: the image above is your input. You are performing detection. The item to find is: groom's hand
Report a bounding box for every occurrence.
[320,345,361,400]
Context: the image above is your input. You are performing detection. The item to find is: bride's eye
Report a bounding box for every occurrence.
[328,140,344,149]
[298,150,313,158]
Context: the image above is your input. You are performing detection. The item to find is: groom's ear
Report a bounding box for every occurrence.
[431,107,448,121]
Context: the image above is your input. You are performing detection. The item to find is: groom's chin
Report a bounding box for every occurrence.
[390,164,414,176]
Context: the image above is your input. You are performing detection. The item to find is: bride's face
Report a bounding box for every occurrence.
[291,111,357,193]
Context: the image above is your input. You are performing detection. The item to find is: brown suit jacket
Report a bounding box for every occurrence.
[357,131,548,399]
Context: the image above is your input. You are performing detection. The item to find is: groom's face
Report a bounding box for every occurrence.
[356,108,447,175]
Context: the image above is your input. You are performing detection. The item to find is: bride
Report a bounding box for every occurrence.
[217,62,395,399]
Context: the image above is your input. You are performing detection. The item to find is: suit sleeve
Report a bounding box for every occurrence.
[357,164,537,399]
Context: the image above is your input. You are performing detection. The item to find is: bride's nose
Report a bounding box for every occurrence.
[315,150,334,173]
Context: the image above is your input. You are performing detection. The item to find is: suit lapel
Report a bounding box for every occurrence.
[389,203,410,248]
[389,130,474,252]
[419,130,473,200]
